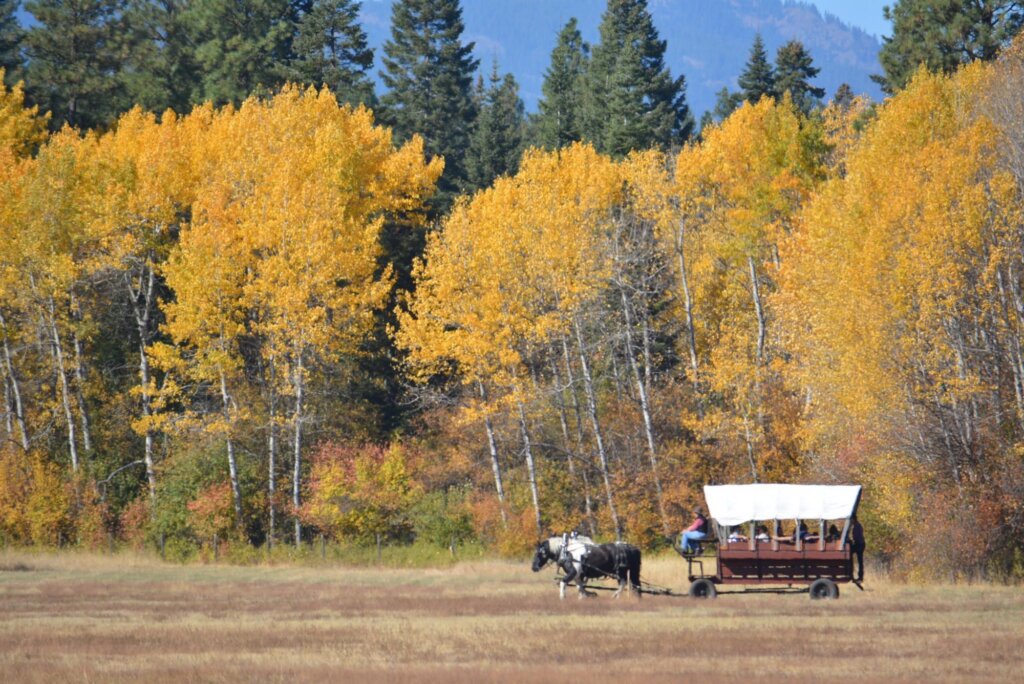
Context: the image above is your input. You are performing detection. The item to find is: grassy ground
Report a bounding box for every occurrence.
[1,549,1021,683]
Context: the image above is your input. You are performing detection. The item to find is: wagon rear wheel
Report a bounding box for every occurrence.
[809,578,839,600]
[688,578,717,599]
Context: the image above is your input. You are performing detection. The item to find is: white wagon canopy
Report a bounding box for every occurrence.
[704,484,862,526]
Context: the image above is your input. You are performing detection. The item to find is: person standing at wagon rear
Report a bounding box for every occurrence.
[681,507,709,555]
[850,514,865,582]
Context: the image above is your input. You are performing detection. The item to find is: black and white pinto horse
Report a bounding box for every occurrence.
[531,535,642,599]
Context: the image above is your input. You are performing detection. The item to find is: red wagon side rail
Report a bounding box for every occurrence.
[691,542,854,585]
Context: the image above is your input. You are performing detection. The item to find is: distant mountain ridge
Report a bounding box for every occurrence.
[360,0,885,117]
[15,1,885,117]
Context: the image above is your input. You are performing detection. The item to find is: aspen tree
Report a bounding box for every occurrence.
[672,97,825,480]
[98,107,208,502]
[399,143,622,536]
[164,87,440,544]
[12,130,109,474]
[0,145,30,452]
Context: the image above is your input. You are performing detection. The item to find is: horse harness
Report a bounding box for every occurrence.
[610,542,629,572]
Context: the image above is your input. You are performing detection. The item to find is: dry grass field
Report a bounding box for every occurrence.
[2,549,1022,683]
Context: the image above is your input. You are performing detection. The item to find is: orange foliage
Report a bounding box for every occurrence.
[119,495,151,550]
[71,479,112,550]
[186,481,236,541]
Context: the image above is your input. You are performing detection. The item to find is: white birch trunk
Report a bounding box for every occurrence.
[549,356,577,478]
[69,295,92,453]
[574,316,621,540]
[292,353,305,547]
[267,360,278,548]
[2,371,11,440]
[619,288,668,532]
[477,381,507,523]
[126,267,158,500]
[70,328,92,453]
[0,311,29,451]
[219,370,244,530]
[675,226,700,389]
[47,297,78,473]
[516,397,543,535]
[748,255,766,366]
[743,415,759,483]
[561,336,595,532]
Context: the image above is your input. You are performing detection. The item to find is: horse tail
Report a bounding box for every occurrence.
[629,546,642,594]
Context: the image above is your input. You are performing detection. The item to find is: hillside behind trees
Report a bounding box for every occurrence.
[356,0,885,116]
[12,0,885,117]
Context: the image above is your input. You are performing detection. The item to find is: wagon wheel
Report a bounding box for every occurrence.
[808,578,839,600]
[688,578,717,599]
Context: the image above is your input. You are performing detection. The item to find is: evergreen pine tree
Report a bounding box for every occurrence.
[466,62,525,191]
[737,33,775,105]
[534,17,588,150]
[379,0,478,212]
[603,43,650,157]
[292,0,375,106]
[832,82,855,109]
[581,0,693,156]
[25,1,131,129]
[875,0,1024,94]
[186,0,297,106]
[0,0,23,84]
[123,0,200,114]
[774,40,824,114]
[709,86,743,123]
[375,0,479,437]
[698,109,715,135]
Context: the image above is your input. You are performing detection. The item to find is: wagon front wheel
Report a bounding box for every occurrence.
[689,578,717,599]
[809,578,839,600]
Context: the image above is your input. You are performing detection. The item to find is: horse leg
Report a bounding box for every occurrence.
[576,565,594,599]
[561,560,577,601]
[612,565,630,598]
[631,556,642,599]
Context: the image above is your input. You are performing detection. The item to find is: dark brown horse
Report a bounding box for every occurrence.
[532,536,642,599]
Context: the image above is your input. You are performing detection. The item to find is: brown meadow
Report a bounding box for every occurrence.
[1,550,1022,683]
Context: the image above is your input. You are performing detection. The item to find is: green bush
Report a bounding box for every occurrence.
[411,486,476,550]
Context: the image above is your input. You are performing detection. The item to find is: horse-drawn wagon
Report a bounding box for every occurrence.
[685,483,862,600]
[531,483,862,601]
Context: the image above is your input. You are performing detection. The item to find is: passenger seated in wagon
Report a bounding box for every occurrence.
[727,526,747,543]
[793,522,818,544]
[754,525,770,542]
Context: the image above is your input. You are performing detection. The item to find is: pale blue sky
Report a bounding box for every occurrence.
[812,0,892,38]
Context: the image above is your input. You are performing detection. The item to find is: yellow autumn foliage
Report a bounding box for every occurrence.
[398,142,620,402]
[0,70,49,156]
